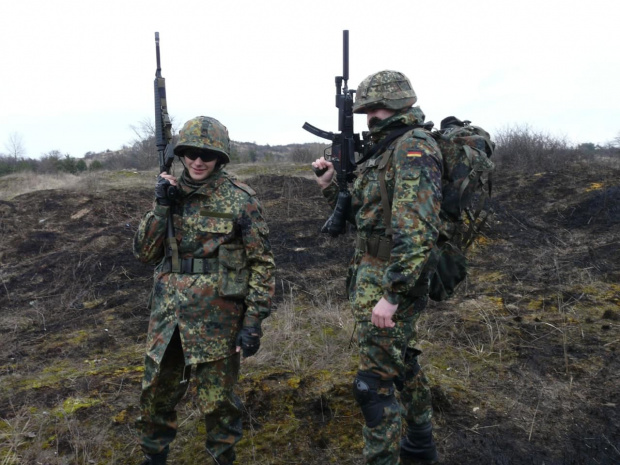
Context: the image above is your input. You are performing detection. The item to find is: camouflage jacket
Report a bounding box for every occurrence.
[134,169,275,364]
[323,107,442,320]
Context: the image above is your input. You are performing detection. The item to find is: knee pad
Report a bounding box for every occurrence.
[352,371,396,428]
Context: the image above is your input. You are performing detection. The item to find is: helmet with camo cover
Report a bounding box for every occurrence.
[174,116,231,163]
[353,70,417,114]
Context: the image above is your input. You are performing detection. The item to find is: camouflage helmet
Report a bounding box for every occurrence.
[352,70,417,114]
[174,116,231,164]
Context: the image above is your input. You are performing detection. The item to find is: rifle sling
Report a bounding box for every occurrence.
[165,207,181,272]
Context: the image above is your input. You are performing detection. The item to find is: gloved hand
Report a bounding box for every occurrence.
[155,175,174,206]
[235,326,262,358]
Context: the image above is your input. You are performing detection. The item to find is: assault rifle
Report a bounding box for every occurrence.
[154,32,175,174]
[154,32,180,270]
[303,30,364,237]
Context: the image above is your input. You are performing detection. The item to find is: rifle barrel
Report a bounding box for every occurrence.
[342,30,349,82]
[155,32,162,78]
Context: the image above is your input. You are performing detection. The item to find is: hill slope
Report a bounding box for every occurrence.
[0,163,619,464]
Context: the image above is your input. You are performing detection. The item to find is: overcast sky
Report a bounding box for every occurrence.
[1,0,619,158]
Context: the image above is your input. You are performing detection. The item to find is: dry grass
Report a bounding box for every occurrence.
[245,280,358,375]
[0,170,157,200]
[0,163,316,202]
[1,161,619,464]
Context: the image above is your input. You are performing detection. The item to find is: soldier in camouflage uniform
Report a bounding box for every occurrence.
[134,116,276,465]
[313,71,441,464]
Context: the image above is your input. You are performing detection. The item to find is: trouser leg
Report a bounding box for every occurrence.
[399,310,438,464]
[356,319,415,465]
[400,349,433,426]
[195,353,242,464]
[136,327,190,455]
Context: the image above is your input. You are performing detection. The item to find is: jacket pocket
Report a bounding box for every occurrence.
[395,169,421,202]
[196,216,234,234]
[218,244,250,299]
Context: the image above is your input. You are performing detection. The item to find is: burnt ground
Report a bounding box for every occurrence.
[0,164,619,464]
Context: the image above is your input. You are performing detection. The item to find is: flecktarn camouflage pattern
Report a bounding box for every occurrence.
[428,117,495,302]
[353,70,418,114]
[136,329,242,463]
[322,105,441,464]
[134,168,274,365]
[133,167,275,460]
[173,116,232,163]
[326,106,442,312]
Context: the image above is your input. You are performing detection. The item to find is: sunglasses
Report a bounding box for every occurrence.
[183,151,219,163]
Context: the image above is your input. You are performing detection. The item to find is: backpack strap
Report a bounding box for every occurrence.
[378,148,395,239]
[357,143,397,261]
[371,144,399,260]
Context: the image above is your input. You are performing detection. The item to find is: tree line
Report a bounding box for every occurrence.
[1,122,618,178]
[0,118,328,176]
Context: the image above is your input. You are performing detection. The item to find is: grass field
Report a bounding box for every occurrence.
[0,159,619,464]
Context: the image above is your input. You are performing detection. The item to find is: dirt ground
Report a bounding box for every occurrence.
[0,163,619,464]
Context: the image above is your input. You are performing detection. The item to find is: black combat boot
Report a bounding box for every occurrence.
[139,446,168,465]
[207,449,235,465]
[208,457,233,465]
[400,422,439,464]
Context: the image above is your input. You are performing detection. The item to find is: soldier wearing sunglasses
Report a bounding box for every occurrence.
[133,116,276,465]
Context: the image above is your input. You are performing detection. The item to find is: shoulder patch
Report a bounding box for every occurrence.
[396,129,438,155]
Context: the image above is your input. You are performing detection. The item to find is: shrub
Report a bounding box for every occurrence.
[89,160,104,171]
[493,125,574,172]
[76,159,87,173]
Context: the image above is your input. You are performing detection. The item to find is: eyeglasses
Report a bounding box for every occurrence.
[183,151,219,163]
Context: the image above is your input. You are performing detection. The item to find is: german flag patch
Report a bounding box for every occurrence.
[407,151,422,158]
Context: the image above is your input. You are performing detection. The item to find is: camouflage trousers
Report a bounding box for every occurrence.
[136,327,242,463]
[356,298,433,465]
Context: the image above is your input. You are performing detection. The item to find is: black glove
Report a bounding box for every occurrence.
[236,326,262,358]
[155,176,174,206]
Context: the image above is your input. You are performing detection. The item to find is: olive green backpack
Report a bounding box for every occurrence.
[376,116,495,301]
[427,116,495,301]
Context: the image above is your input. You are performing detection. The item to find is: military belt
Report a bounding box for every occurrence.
[356,235,393,261]
[162,257,218,274]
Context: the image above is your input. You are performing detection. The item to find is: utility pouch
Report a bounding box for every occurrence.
[429,242,468,302]
[218,244,250,299]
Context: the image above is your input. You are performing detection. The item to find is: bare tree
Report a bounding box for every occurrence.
[128,117,179,170]
[290,146,314,163]
[129,118,158,170]
[5,132,26,161]
[290,143,329,163]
